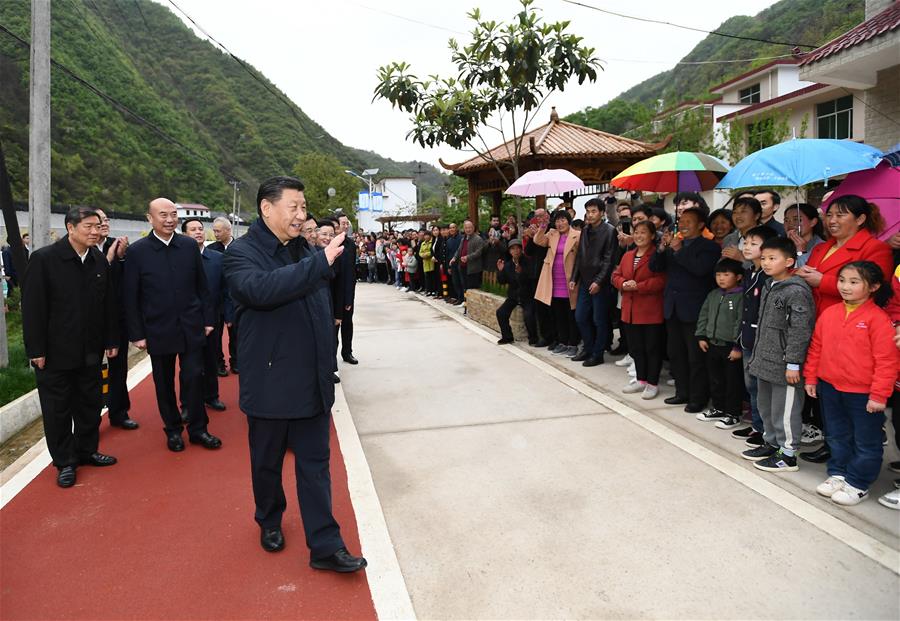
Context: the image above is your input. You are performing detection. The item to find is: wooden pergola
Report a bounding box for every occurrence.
[375,212,441,231]
[440,107,669,226]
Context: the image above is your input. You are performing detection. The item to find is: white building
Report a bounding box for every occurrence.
[176,203,211,219]
[356,177,418,233]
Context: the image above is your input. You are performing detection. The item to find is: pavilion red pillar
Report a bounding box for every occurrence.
[467,179,479,228]
[491,191,503,218]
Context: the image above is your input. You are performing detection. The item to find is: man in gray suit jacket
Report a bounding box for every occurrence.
[451,219,486,292]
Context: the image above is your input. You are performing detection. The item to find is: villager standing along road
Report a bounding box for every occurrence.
[223,176,367,573]
[123,198,222,453]
[21,207,121,488]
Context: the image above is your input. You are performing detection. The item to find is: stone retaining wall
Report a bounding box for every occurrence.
[465,289,529,342]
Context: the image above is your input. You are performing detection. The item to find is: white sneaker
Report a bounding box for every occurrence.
[666,378,676,387]
[832,483,868,506]
[816,475,846,498]
[641,384,659,400]
[622,380,645,394]
[615,354,633,367]
[801,424,824,445]
[627,362,636,377]
[878,488,900,510]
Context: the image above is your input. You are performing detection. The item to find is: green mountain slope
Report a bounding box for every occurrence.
[566,0,864,135]
[0,0,444,214]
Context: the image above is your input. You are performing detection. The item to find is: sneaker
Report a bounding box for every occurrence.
[566,345,581,358]
[615,354,633,367]
[744,431,765,447]
[627,362,636,377]
[753,450,799,472]
[731,426,754,439]
[816,475,846,498]
[641,384,659,400]
[890,462,900,474]
[832,483,867,506]
[882,427,888,446]
[801,424,824,445]
[666,378,676,387]
[549,343,567,355]
[878,488,900,510]
[622,380,645,394]
[741,444,777,461]
[695,408,727,423]
[715,415,743,430]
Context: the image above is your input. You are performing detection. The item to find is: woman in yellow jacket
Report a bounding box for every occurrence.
[533,209,581,356]
[419,231,436,296]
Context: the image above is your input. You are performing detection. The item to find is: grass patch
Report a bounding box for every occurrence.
[1,290,36,407]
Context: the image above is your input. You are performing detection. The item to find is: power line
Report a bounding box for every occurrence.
[560,0,819,49]
[0,22,241,182]
[604,53,798,66]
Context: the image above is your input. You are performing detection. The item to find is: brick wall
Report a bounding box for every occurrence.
[865,64,900,153]
[465,289,529,341]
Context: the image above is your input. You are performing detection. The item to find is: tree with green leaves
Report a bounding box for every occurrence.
[292,153,360,219]
[374,0,602,193]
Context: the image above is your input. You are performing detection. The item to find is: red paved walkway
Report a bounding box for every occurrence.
[0,363,376,620]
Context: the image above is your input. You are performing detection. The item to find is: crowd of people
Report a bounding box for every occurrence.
[330,189,900,511]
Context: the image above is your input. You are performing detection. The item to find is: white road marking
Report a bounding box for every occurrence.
[333,383,417,620]
[417,293,900,576]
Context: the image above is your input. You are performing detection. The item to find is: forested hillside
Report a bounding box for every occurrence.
[0,0,445,214]
[566,0,864,135]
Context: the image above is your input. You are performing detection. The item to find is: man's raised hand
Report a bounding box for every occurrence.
[324,232,346,265]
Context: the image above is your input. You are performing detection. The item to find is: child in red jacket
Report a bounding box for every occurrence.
[804,261,900,507]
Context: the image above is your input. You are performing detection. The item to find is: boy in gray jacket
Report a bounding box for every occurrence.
[744,237,815,472]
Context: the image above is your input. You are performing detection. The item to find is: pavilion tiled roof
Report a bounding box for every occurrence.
[440,110,664,174]
[800,1,900,66]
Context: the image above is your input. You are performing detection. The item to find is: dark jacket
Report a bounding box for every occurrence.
[445,233,462,263]
[454,232,486,274]
[223,220,335,419]
[650,236,720,322]
[739,266,770,351]
[123,232,212,355]
[695,287,743,347]
[572,221,617,287]
[433,235,449,264]
[522,236,548,281]
[22,237,117,369]
[496,255,536,303]
[332,235,357,319]
[201,248,235,324]
[747,275,815,385]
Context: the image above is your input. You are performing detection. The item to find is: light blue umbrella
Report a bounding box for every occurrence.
[716,139,883,189]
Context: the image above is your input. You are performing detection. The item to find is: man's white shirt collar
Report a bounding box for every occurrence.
[153,231,174,246]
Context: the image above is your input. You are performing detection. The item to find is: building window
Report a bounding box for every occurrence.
[739,83,760,104]
[816,95,853,139]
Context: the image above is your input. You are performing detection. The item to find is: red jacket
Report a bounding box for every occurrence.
[612,248,666,325]
[804,299,899,404]
[805,229,893,317]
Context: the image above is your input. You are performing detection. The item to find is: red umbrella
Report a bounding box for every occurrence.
[823,161,900,242]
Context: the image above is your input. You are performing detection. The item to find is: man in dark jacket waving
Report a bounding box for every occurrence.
[223,176,367,573]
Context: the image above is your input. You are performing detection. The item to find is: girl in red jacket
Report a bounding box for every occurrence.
[804,261,899,507]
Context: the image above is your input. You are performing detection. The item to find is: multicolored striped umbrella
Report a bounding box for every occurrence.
[611,151,730,193]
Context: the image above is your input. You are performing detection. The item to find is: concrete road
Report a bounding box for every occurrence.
[340,283,899,620]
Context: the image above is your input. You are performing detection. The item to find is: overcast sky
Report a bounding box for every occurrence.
[154,0,781,170]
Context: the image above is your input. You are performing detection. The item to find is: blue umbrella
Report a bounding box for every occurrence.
[716,139,883,189]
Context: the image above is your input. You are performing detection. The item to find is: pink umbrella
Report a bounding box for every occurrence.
[505,169,585,197]
[823,161,900,242]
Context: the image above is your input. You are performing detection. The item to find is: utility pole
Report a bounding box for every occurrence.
[29,0,51,250]
[229,179,240,234]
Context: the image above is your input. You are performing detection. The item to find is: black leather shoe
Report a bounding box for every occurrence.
[110,418,139,430]
[534,338,548,348]
[333,373,341,383]
[800,445,831,463]
[664,395,688,405]
[310,547,368,573]
[260,527,285,552]
[582,356,604,367]
[57,466,76,488]
[342,354,359,365]
[180,407,189,423]
[497,337,514,345]
[217,366,228,377]
[167,433,185,452]
[684,403,705,414]
[79,452,117,467]
[189,432,222,449]
[205,399,226,411]
[571,350,589,362]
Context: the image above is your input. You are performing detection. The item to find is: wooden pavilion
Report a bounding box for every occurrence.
[440,107,669,225]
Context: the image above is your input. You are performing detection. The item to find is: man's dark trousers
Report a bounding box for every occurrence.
[496,297,537,341]
[667,318,709,405]
[215,315,238,371]
[247,412,345,559]
[575,284,612,358]
[151,349,208,436]
[35,365,102,468]
[337,307,354,359]
[179,329,221,406]
[105,324,131,424]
